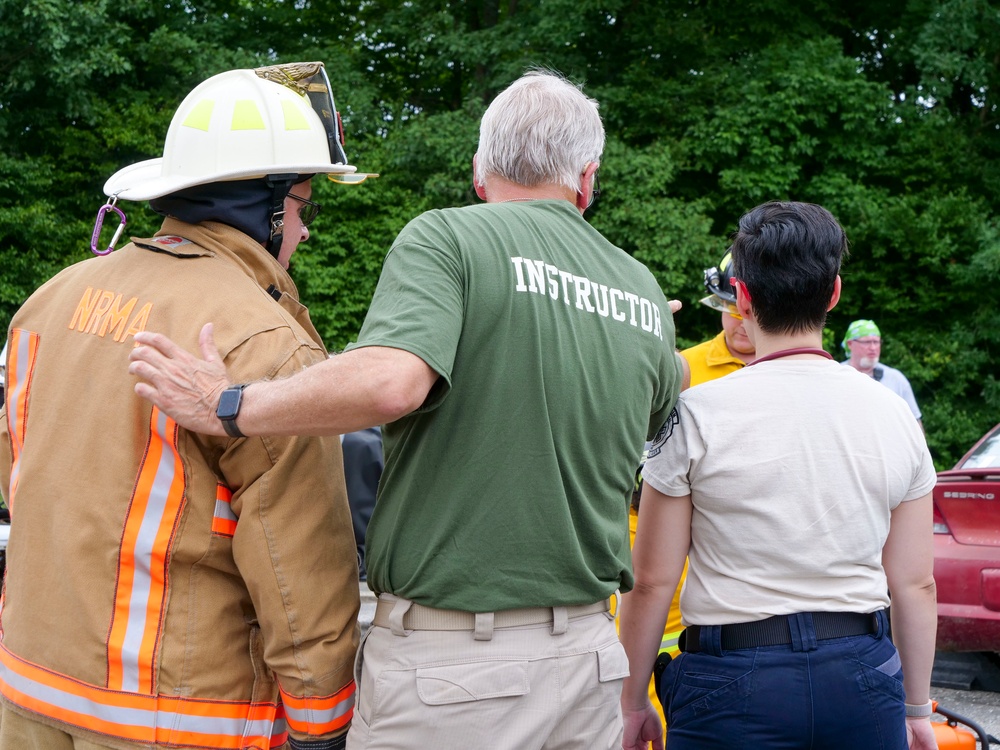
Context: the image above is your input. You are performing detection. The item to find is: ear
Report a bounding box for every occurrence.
[472,154,487,201]
[733,278,753,320]
[576,161,599,213]
[826,275,842,311]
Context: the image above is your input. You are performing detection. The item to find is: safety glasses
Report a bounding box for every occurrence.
[288,193,321,226]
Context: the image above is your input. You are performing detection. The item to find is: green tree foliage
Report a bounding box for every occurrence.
[1,0,996,467]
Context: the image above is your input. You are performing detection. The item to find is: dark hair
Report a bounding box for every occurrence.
[729,201,848,335]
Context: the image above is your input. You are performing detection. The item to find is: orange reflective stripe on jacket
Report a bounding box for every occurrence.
[4,328,40,509]
[278,681,355,735]
[0,644,279,749]
[107,407,186,695]
[213,482,238,537]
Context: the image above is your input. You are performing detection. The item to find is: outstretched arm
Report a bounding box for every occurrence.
[129,323,438,437]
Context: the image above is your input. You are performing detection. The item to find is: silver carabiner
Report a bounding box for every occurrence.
[91,196,127,256]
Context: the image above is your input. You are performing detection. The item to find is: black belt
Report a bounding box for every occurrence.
[679,611,881,653]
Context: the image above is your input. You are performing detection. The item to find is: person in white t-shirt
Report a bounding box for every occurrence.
[619,201,938,750]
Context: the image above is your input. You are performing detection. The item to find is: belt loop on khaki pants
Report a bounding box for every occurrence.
[389,596,414,637]
[474,612,495,641]
[552,606,569,635]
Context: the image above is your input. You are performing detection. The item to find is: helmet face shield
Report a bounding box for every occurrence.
[254,62,350,166]
[699,294,741,318]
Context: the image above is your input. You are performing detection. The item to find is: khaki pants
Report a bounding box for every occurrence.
[0,701,116,750]
[347,595,627,750]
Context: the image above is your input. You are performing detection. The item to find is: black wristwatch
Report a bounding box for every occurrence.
[216,384,249,438]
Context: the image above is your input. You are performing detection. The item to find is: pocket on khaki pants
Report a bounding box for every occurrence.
[416,662,529,705]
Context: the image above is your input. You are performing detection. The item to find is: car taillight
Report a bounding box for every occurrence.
[932,503,950,534]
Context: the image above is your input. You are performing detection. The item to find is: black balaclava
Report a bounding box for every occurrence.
[150,175,308,260]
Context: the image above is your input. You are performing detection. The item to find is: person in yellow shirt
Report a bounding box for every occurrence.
[619,249,757,742]
[681,250,756,384]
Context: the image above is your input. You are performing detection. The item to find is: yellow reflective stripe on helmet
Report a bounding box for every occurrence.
[231,100,265,130]
[181,100,215,132]
[281,100,311,130]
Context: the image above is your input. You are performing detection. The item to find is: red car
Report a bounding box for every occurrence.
[933,422,1000,653]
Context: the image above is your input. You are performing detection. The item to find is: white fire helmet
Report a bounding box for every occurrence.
[104,62,375,201]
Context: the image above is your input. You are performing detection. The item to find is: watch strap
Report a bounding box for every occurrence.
[904,700,933,718]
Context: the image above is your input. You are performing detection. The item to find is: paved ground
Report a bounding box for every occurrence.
[932,686,1000,744]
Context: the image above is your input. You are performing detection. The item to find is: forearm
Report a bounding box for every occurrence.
[882,493,936,706]
[239,347,436,437]
[622,487,692,708]
[619,582,676,709]
[129,326,438,438]
[677,351,691,392]
[889,577,937,705]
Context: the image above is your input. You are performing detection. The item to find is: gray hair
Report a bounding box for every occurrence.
[475,70,605,194]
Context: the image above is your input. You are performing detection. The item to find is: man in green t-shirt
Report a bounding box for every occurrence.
[129,70,684,749]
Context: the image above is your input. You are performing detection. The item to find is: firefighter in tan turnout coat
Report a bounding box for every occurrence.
[0,63,368,750]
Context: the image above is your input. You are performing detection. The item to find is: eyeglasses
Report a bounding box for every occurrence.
[852,338,881,347]
[584,167,601,208]
[587,170,601,209]
[288,193,321,226]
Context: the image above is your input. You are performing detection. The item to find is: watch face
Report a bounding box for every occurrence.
[217,387,243,419]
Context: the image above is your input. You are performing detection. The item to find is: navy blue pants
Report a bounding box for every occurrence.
[659,611,907,750]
